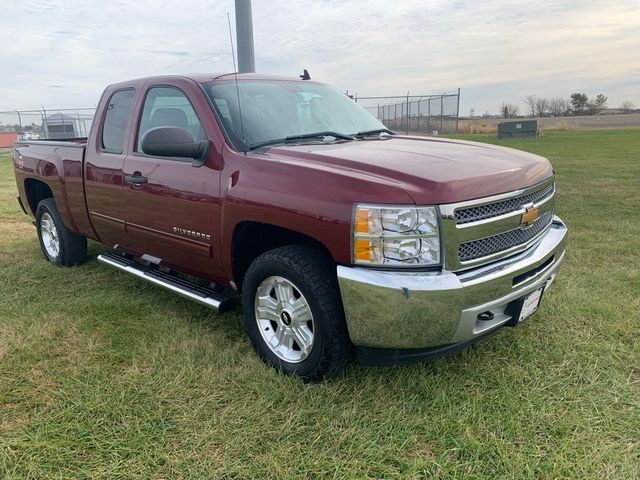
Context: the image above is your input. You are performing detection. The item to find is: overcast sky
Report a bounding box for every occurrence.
[1,0,638,116]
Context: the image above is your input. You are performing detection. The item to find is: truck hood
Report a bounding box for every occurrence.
[262,136,553,204]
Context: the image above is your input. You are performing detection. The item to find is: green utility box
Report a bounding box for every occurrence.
[497,120,538,139]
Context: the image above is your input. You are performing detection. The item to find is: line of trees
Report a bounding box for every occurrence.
[522,96,567,117]
[0,121,41,133]
[621,100,635,113]
[500,94,635,119]
[523,93,610,117]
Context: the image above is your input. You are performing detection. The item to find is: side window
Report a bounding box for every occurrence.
[136,86,206,153]
[101,89,135,154]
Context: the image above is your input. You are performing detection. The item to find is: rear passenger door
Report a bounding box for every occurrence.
[121,83,222,278]
[85,87,136,247]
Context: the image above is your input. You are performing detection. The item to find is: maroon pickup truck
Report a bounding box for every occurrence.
[13,73,567,380]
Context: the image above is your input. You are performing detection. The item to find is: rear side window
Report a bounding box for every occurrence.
[101,89,135,154]
[136,86,206,153]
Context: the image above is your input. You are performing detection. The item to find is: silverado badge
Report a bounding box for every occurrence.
[173,227,211,241]
[521,206,539,227]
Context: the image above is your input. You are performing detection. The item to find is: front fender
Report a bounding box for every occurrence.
[219,150,415,279]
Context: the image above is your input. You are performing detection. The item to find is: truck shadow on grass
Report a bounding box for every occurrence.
[1,235,559,389]
[61,242,538,378]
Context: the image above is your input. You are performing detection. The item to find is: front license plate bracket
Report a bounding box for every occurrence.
[506,284,546,327]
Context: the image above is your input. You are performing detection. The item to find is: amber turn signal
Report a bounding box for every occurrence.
[354,208,369,234]
[354,238,372,261]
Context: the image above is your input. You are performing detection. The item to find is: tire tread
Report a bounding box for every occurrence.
[36,198,87,266]
[242,245,351,381]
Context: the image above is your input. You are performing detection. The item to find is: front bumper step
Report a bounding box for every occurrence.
[97,252,235,312]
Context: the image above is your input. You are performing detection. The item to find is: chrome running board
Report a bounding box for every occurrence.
[97,252,235,313]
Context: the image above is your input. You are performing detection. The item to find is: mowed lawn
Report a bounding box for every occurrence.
[0,129,638,479]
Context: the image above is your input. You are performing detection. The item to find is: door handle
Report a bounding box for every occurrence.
[125,173,147,185]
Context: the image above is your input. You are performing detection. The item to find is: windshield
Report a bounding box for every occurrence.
[203,80,385,151]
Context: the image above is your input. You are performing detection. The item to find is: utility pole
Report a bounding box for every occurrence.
[235,0,255,73]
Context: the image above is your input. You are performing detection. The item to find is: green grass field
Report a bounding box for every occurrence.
[1,130,638,479]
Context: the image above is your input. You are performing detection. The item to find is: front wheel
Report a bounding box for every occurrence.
[241,245,352,382]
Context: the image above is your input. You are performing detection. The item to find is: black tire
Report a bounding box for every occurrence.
[35,198,87,266]
[241,245,352,382]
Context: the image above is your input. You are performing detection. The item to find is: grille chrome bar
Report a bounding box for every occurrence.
[455,182,554,224]
[440,177,557,271]
[458,211,553,262]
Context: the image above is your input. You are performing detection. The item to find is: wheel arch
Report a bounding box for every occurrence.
[231,221,335,291]
[24,178,54,216]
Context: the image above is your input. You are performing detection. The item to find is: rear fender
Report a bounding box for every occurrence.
[15,147,77,232]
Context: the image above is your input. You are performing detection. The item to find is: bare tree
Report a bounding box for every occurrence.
[620,100,635,113]
[534,97,549,117]
[501,102,519,118]
[523,95,537,117]
[548,97,569,116]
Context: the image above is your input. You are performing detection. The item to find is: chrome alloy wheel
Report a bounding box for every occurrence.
[254,276,315,363]
[40,212,60,259]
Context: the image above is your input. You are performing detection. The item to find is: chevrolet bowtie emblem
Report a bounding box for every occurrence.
[521,206,539,227]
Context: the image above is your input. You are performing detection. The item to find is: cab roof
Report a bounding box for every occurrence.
[106,73,319,91]
[189,72,313,84]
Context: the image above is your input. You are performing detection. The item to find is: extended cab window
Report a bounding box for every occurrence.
[136,86,206,153]
[101,89,135,154]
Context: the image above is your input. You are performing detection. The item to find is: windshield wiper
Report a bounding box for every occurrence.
[286,131,355,142]
[354,128,394,137]
[249,131,355,150]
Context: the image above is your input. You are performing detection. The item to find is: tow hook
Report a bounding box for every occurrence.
[477,311,495,321]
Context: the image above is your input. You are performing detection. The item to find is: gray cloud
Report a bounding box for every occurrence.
[1,0,638,114]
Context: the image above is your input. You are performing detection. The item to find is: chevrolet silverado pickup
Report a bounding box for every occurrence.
[13,73,567,381]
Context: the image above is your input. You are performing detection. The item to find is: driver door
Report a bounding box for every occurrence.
[122,83,222,278]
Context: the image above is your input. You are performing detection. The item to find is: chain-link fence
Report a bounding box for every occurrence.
[0,91,460,146]
[0,108,96,143]
[353,90,460,135]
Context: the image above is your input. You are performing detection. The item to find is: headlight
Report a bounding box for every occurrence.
[352,204,441,267]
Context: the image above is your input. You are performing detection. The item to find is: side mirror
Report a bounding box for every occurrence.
[141,127,208,166]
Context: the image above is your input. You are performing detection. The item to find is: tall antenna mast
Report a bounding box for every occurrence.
[227,12,247,154]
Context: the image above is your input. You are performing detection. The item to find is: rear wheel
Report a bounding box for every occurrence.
[36,198,87,266]
[242,245,351,381]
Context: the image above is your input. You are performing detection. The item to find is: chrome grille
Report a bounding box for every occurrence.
[458,211,553,262]
[455,182,554,224]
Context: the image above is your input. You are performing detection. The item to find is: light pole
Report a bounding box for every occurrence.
[235,0,255,73]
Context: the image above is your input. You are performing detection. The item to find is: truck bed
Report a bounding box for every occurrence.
[14,138,93,238]
[15,137,88,147]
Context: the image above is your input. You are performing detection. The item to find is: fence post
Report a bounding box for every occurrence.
[41,106,48,139]
[406,91,410,135]
[61,111,67,139]
[394,103,398,131]
[440,95,444,134]
[455,88,461,133]
[15,110,22,136]
[427,98,431,134]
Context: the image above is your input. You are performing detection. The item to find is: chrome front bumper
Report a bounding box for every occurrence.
[337,216,568,359]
